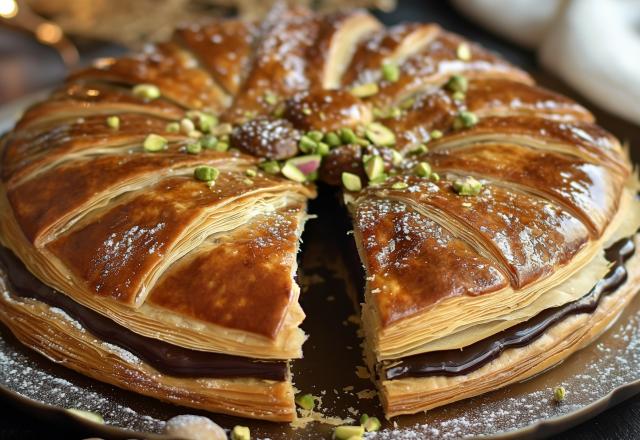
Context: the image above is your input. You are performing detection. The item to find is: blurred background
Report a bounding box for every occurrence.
[0,0,639,438]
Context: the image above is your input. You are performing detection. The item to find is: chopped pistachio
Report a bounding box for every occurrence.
[307,130,324,142]
[259,160,280,174]
[391,149,404,166]
[360,414,369,425]
[431,171,440,182]
[214,141,229,152]
[66,409,104,424]
[197,112,218,133]
[334,425,365,440]
[430,129,443,139]
[381,62,400,82]
[188,130,202,139]
[317,142,330,156]
[339,127,358,144]
[363,416,382,432]
[456,42,472,61]
[369,173,389,185]
[349,82,379,98]
[272,102,286,118]
[554,386,566,402]
[364,155,385,181]
[143,134,168,152]
[243,178,253,185]
[194,166,219,182]
[299,135,318,153]
[342,172,362,192]
[453,111,479,130]
[391,181,409,190]
[212,122,233,136]
[414,161,432,178]
[180,117,196,134]
[231,425,251,440]
[201,135,218,149]
[132,83,160,100]
[281,162,307,183]
[324,131,341,147]
[263,91,278,106]
[445,74,468,94]
[365,122,395,146]
[186,141,202,154]
[165,121,180,133]
[295,393,316,411]
[452,91,466,101]
[453,176,483,196]
[106,115,120,130]
[306,170,319,181]
[245,168,257,178]
[355,137,370,146]
[399,96,415,110]
[302,106,312,116]
[409,144,429,155]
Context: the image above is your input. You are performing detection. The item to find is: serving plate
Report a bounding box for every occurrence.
[1,88,640,440]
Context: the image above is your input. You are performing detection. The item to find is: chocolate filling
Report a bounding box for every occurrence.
[0,246,288,382]
[382,234,637,380]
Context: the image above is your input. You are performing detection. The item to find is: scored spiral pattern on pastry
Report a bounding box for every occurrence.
[0,4,637,423]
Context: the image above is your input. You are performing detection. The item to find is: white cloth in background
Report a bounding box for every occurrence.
[451,0,640,125]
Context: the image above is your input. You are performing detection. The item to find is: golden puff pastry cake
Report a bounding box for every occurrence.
[0,4,638,422]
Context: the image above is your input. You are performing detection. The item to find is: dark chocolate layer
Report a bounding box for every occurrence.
[0,246,288,381]
[382,234,637,380]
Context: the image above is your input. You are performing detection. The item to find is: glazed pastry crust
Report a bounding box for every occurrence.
[379,236,640,417]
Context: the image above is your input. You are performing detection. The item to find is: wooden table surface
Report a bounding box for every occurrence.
[0,0,639,438]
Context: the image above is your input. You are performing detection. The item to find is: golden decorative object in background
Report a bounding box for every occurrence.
[22,0,396,47]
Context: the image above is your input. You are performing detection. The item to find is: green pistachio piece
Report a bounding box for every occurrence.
[245,168,257,177]
[334,425,365,440]
[445,74,468,94]
[186,141,202,154]
[399,97,415,110]
[430,129,443,139]
[197,112,218,133]
[363,416,381,432]
[263,91,278,106]
[391,149,404,166]
[317,142,330,156]
[281,162,307,183]
[554,386,566,402]
[453,111,479,130]
[259,160,281,175]
[200,135,218,149]
[324,131,342,147]
[391,181,409,190]
[409,144,429,155]
[364,155,385,181]
[381,62,400,82]
[365,122,395,146]
[349,82,379,98]
[194,165,220,182]
[180,118,196,134]
[307,130,324,142]
[132,83,160,100]
[431,171,440,182]
[66,409,104,424]
[214,141,229,152]
[355,137,370,146]
[369,173,389,185]
[165,121,180,133]
[231,425,251,440]
[359,414,369,425]
[342,172,362,192]
[452,91,466,101]
[299,135,318,153]
[414,161,432,178]
[457,42,472,61]
[143,134,168,152]
[453,176,483,196]
[106,115,120,130]
[295,393,316,411]
[339,127,358,144]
